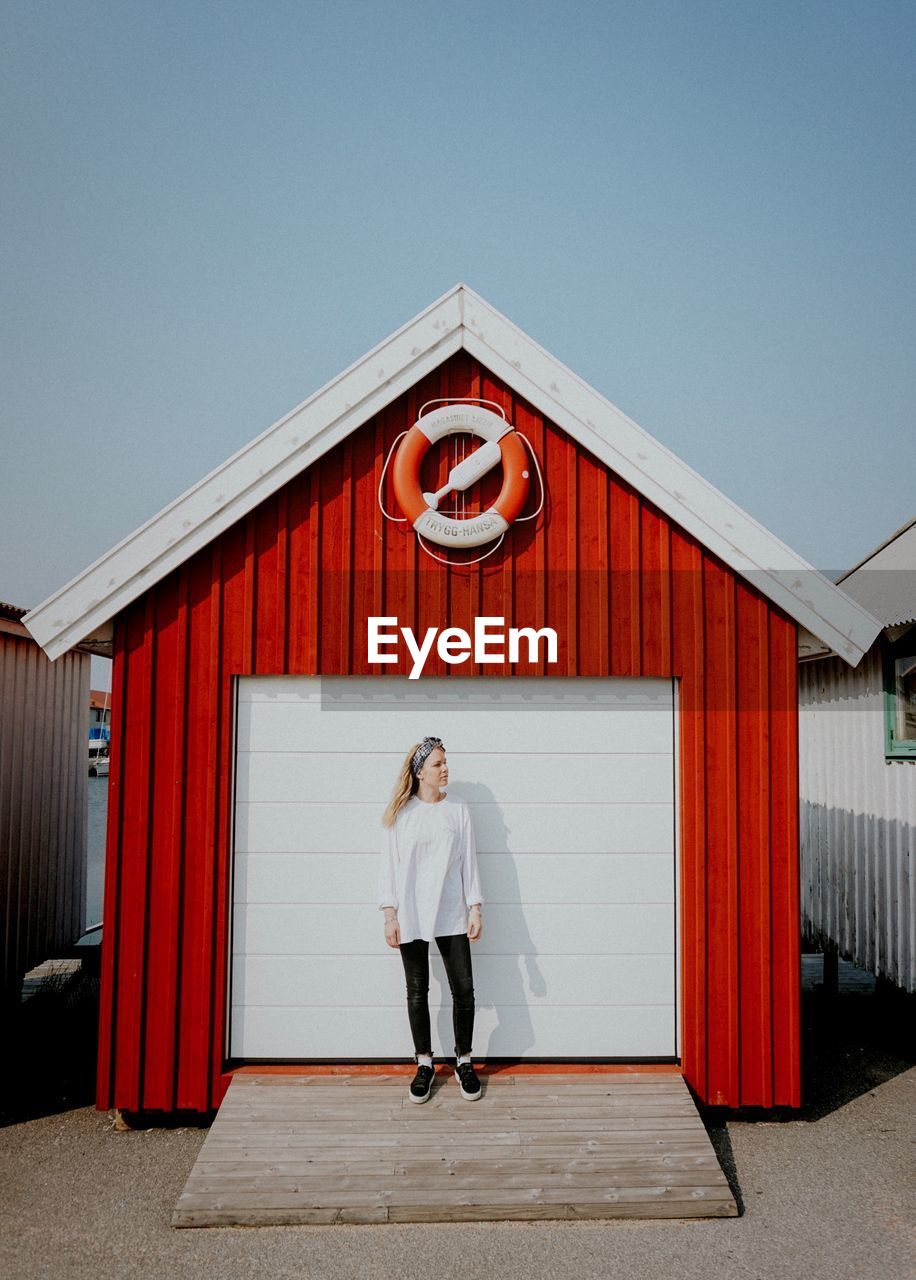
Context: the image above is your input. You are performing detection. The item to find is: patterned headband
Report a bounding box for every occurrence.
[411,736,444,777]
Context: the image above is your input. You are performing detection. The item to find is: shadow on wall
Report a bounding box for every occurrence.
[431,782,543,1057]
[800,799,915,994]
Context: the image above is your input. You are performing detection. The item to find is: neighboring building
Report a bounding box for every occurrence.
[798,516,916,993]
[89,689,111,742]
[0,601,93,1007]
[23,285,882,1115]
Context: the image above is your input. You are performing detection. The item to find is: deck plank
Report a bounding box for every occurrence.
[171,1072,737,1226]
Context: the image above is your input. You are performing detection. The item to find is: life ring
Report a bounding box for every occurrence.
[391,405,530,549]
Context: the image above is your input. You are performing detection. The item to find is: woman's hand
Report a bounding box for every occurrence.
[384,917,401,948]
[467,906,482,941]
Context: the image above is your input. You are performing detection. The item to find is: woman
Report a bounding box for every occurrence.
[378,736,484,1104]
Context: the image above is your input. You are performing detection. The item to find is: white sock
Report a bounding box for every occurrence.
[417,1053,433,1067]
[457,1053,471,1065]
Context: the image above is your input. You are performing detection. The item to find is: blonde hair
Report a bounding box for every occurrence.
[382,740,445,827]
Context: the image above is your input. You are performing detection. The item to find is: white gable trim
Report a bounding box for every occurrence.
[461,292,881,665]
[23,290,463,661]
[23,284,882,665]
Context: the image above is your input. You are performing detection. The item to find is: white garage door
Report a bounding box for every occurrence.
[229,676,677,1060]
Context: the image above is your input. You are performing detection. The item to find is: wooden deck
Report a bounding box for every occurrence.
[172,1071,737,1226]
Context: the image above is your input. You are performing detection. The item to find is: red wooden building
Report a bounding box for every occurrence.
[24,285,881,1115]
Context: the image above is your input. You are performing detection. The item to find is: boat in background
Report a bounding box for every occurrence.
[89,682,111,775]
[88,739,110,777]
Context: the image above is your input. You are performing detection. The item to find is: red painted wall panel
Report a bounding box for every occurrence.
[96,351,802,1115]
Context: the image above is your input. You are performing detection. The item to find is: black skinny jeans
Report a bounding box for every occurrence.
[399,933,475,1058]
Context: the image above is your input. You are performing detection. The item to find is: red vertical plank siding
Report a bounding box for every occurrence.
[462,361,486,670]
[253,495,281,673]
[142,572,187,1107]
[211,523,247,1108]
[670,530,707,1103]
[576,446,606,674]
[287,469,319,674]
[736,583,773,1107]
[609,479,641,675]
[339,440,354,674]
[352,417,382,674]
[201,545,224,1108]
[175,546,222,1109]
[96,349,803,1115]
[276,491,290,672]
[113,597,155,1109]
[544,421,577,675]
[702,556,740,1106]
[478,366,513,675]
[639,505,672,675]
[319,444,347,675]
[241,516,256,673]
[316,454,334,674]
[769,611,802,1107]
[521,394,549,677]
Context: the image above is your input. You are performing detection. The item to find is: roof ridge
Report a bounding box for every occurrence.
[21,286,883,666]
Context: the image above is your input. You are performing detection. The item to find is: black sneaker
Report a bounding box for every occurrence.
[408,1059,435,1104]
[455,1059,481,1100]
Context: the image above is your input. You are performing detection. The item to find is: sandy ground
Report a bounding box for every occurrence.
[1,979,913,1280]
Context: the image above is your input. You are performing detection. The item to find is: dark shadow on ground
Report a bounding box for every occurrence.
[0,966,102,1128]
[697,974,915,1211]
[0,967,220,1130]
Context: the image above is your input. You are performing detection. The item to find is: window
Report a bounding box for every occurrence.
[883,628,916,759]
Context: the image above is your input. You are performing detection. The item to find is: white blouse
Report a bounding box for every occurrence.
[377,793,484,944]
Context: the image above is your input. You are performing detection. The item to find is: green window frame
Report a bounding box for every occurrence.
[882,628,916,759]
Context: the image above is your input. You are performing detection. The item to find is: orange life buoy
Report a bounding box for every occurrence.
[391,405,530,549]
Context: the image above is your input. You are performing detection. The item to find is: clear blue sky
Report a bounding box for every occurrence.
[2,1,913,689]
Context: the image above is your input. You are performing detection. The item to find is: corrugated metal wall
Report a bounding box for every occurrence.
[800,646,916,992]
[0,625,89,1003]
[97,350,800,1114]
